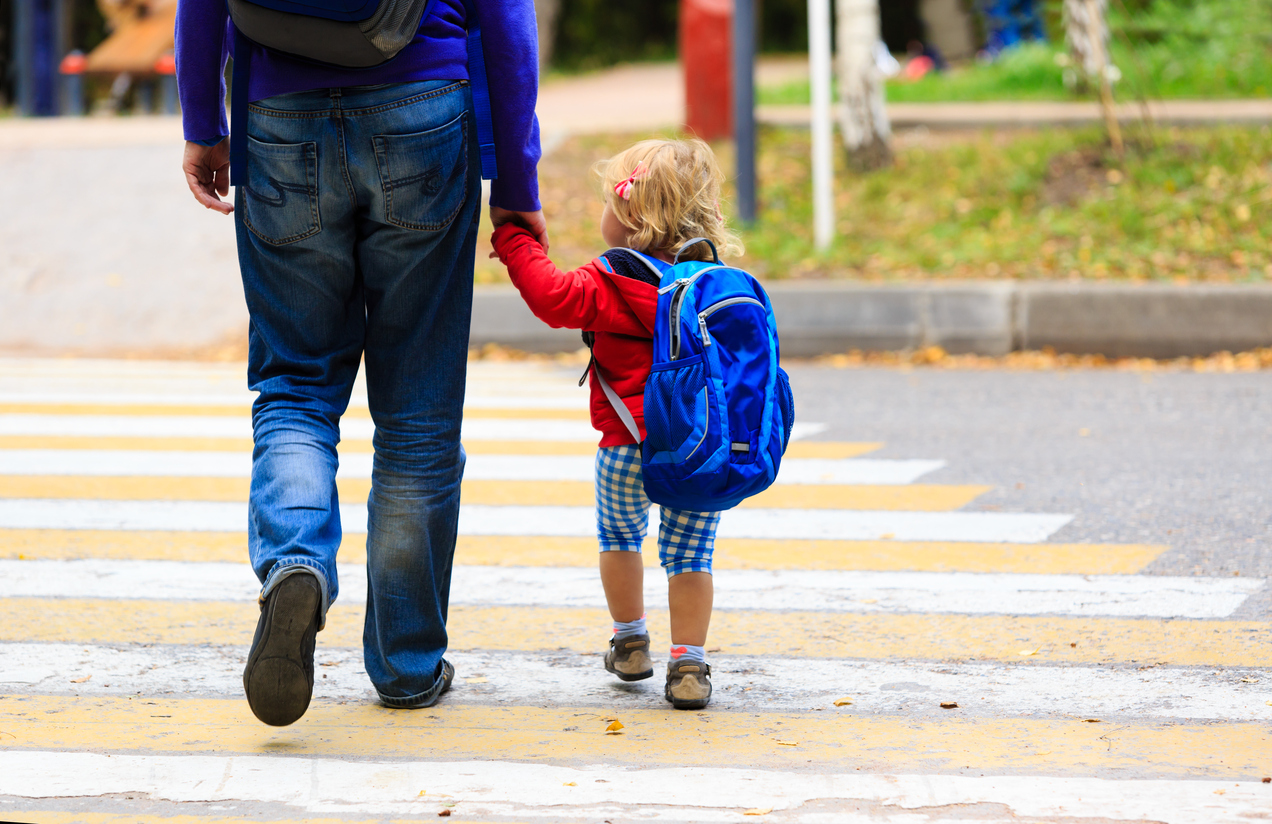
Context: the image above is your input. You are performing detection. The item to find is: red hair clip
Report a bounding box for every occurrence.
[613,161,648,201]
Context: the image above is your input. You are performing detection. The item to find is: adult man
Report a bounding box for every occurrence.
[176,0,545,726]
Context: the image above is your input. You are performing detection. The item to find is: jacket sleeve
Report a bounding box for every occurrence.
[492,224,650,336]
[472,0,541,212]
[174,0,230,143]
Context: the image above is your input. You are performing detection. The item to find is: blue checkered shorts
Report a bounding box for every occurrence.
[595,443,721,577]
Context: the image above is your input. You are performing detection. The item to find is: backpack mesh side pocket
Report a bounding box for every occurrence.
[644,359,706,456]
[776,367,795,448]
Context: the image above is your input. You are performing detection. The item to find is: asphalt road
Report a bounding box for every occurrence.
[791,365,1272,583]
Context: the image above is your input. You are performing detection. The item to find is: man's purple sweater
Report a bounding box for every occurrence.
[174,0,541,211]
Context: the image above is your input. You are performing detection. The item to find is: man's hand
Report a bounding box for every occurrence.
[183,139,233,215]
[490,206,548,250]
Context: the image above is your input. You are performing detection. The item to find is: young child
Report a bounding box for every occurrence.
[490,137,743,710]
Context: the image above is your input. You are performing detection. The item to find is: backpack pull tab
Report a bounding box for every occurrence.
[698,313,712,347]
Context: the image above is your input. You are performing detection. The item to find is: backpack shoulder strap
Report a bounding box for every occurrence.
[577,330,641,443]
[600,248,663,287]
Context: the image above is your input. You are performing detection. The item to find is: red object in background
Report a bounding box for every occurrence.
[154,53,177,75]
[680,0,733,140]
[59,51,88,75]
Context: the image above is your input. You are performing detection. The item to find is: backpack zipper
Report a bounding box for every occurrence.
[696,296,764,348]
[664,267,735,360]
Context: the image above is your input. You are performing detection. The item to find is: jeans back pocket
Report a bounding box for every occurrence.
[243,137,321,246]
[374,112,468,232]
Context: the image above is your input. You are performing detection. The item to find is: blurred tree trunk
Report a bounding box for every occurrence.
[1063,0,1122,154]
[836,0,891,170]
[535,0,562,70]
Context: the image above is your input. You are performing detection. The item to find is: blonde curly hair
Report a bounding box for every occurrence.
[598,138,744,262]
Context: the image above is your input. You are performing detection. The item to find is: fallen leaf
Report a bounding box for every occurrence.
[1018,647,1041,656]
[1214,789,1226,796]
[1240,677,1258,683]
[879,533,895,540]
[1262,777,1270,783]
[832,697,853,707]
[1266,700,1272,706]
[605,720,624,733]
[70,675,92,683]
[563,782,576,787]
[743,808,773,816]
[418,791,426,797]
[465,677,489,684]
[438,810,452,817]
[1082,718,1101,723]
[940,702,959,709]
[1070,642,1077,648]
[774,739,799,746]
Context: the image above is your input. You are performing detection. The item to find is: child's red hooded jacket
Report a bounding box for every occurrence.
[491,224,660,447]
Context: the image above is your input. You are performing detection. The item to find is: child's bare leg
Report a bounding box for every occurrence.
[668,571,713,647]
[599,550,645,622]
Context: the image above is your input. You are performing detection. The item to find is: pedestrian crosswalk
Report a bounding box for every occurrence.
[0,357,1267,823]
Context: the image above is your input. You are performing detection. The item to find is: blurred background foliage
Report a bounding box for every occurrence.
[550,0,811,71]
[757,0,1272,102]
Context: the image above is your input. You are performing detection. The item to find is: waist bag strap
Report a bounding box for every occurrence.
[230,25,250,187]
[463,0,498,180]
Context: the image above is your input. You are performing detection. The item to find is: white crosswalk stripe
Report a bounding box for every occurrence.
[7,643,1269,720]
[3,752,1266,823]
[1,559,1260,617]
[0,498,1072,540]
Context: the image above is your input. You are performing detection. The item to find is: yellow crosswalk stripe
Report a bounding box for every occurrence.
[0,529,1164,573]
[0,476,989,511]
[1,694,1265,776]
[0,435,883,458]
[2,599,1259,666]
[1,816,478,824]
[0,403,589,420]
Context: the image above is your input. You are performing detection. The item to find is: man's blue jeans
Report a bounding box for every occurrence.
[234,80,478,707]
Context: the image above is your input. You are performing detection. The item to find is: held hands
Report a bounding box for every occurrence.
[183,139,233,215]
[489,206,549,258]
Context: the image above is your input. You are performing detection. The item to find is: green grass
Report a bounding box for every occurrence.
[476,126,1272,284]
[758,0,1272,105]
[737,125,1272,282]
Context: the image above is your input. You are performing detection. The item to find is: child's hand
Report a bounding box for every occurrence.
[490,207,550,250]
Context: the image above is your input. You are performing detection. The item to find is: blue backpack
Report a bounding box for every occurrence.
[592,239,794,513]
[225,0,496,184]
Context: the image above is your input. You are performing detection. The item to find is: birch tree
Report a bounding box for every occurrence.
[836,0,891,169]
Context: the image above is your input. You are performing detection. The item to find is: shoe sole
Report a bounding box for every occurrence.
[244,575,320,727]
[606,663,655,682]
[605,646,653,682]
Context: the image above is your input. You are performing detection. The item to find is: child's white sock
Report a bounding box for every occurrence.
[669,644,706,665]
[612,615,647,640]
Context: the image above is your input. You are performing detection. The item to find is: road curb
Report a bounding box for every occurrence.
[471,282,1272,358]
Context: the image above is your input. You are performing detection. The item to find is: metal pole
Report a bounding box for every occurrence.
[732,0,756,224]
[808,0,834,251]
[14,0,31,114]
